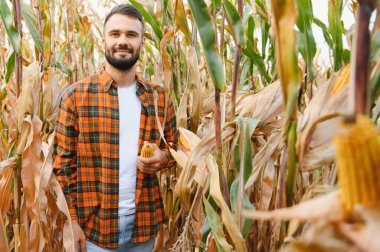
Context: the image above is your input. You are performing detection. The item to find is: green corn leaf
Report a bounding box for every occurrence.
[234,117,257,183]
[286,121,297,207]
[204,197,232,252]
[240,58,252,88]
[295,0,313,32]
[296,29,316,77]
[296,0,316,79]
[0,0,21,54]
[56,62,72,76]
[129,0,163,41]
[229,179,255,238]
[200,218,211,252]
[188,0,224,89]
[222,0,245,47]
[328,0,344,71]
[21,3,44,53]
[5,49,15,84]
[313,18,334,48]
[247,16,255,41]
[261,22,270,58]
[243,39,271,83]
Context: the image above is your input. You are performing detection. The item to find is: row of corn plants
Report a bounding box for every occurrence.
[1,0,380,251]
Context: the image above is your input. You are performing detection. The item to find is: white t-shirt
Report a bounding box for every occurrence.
[118,82,141,216]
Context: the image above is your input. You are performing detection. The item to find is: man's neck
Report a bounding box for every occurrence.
[105,63,136,87]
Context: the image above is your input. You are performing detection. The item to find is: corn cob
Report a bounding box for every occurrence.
[334,115,380,214]
[179,134,191,152]
[331,64,350,95]
[141,144,154,158]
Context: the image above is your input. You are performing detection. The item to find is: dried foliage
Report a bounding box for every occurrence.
[1,0,380,252]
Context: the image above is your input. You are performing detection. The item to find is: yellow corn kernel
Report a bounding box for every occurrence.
[331,64,350,95]
[334,115,380,214]
[141,144,154,158]
[179,134,191,152]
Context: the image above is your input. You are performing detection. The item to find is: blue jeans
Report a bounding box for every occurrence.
[84,213,155,252]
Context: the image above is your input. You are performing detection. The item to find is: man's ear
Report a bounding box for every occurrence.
[102,37,105,50]
[140,37,145,49]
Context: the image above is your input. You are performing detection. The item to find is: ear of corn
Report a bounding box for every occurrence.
[334,115,380,214]
[331,64,350,95]
[141,144,154,158]
[179,134,190,152]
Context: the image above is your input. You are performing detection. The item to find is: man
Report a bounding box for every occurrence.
[53,4,176,251]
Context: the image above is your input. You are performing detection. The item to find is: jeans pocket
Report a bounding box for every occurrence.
[118,213,135,245]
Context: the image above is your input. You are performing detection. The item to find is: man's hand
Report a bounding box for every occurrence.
[137,142,165,175]
[72,220,86,252]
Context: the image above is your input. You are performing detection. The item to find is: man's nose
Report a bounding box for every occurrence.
[118,34,130,44]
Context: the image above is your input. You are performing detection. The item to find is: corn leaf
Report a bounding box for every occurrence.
[243,36,271,83]
[5,49,15,84]
[222,0,245,47]
[270,0,299,106]
[328,0,344,71]
[56,61,72,76]
[21,3,44,53]
[0,0,21,54]
[174,0,191,44]
[188,0,225,90]
[234,117,257,183]
[230,179,255,238]
[295,0,316,79]
[313,18,334,48]
[203,198,232,252]
[130,0,163,41]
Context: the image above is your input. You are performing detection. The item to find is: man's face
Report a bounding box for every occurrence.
[103,14,144,71]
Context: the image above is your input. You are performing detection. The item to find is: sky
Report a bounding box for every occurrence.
[89,0,361,68]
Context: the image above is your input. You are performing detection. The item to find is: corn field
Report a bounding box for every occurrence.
[1,0,380,251]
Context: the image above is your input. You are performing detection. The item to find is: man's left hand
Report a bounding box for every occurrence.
[137,142,165,175]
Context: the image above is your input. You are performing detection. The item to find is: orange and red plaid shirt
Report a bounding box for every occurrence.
[53,69,176,248]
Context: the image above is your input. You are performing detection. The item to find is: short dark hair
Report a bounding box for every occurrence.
[104,4,144,34]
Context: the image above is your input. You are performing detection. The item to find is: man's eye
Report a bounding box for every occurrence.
[110,33,119,37]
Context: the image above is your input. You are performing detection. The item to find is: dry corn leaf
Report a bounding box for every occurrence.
[175,124,235,210]
[160,29,175,93]
[245,132,282,191]
[0,157,15,252]
[0,157,16,217]
[270,0,299,107]
[282,219,360,252]
[20,115,45,252]
[49,173,75,252]
[239,81,283,131]
[42,67,61,123]
[338,204,380,252]
[186,46,202,133]
[0,211,9,252]
[244,190,344,222]
[297,67,350,170]
[16,62,40,129]
[176,90,189,129]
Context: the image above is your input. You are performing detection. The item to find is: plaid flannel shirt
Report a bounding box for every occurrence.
[53,69,176,248]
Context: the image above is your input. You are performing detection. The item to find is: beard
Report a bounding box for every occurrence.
[105,44,140,71]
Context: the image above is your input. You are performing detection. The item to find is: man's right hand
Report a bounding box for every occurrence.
[72,220,86,252]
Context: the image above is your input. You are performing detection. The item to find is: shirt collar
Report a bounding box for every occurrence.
[97,67,150,92]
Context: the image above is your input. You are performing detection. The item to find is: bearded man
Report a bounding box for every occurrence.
[53,4,176,251]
